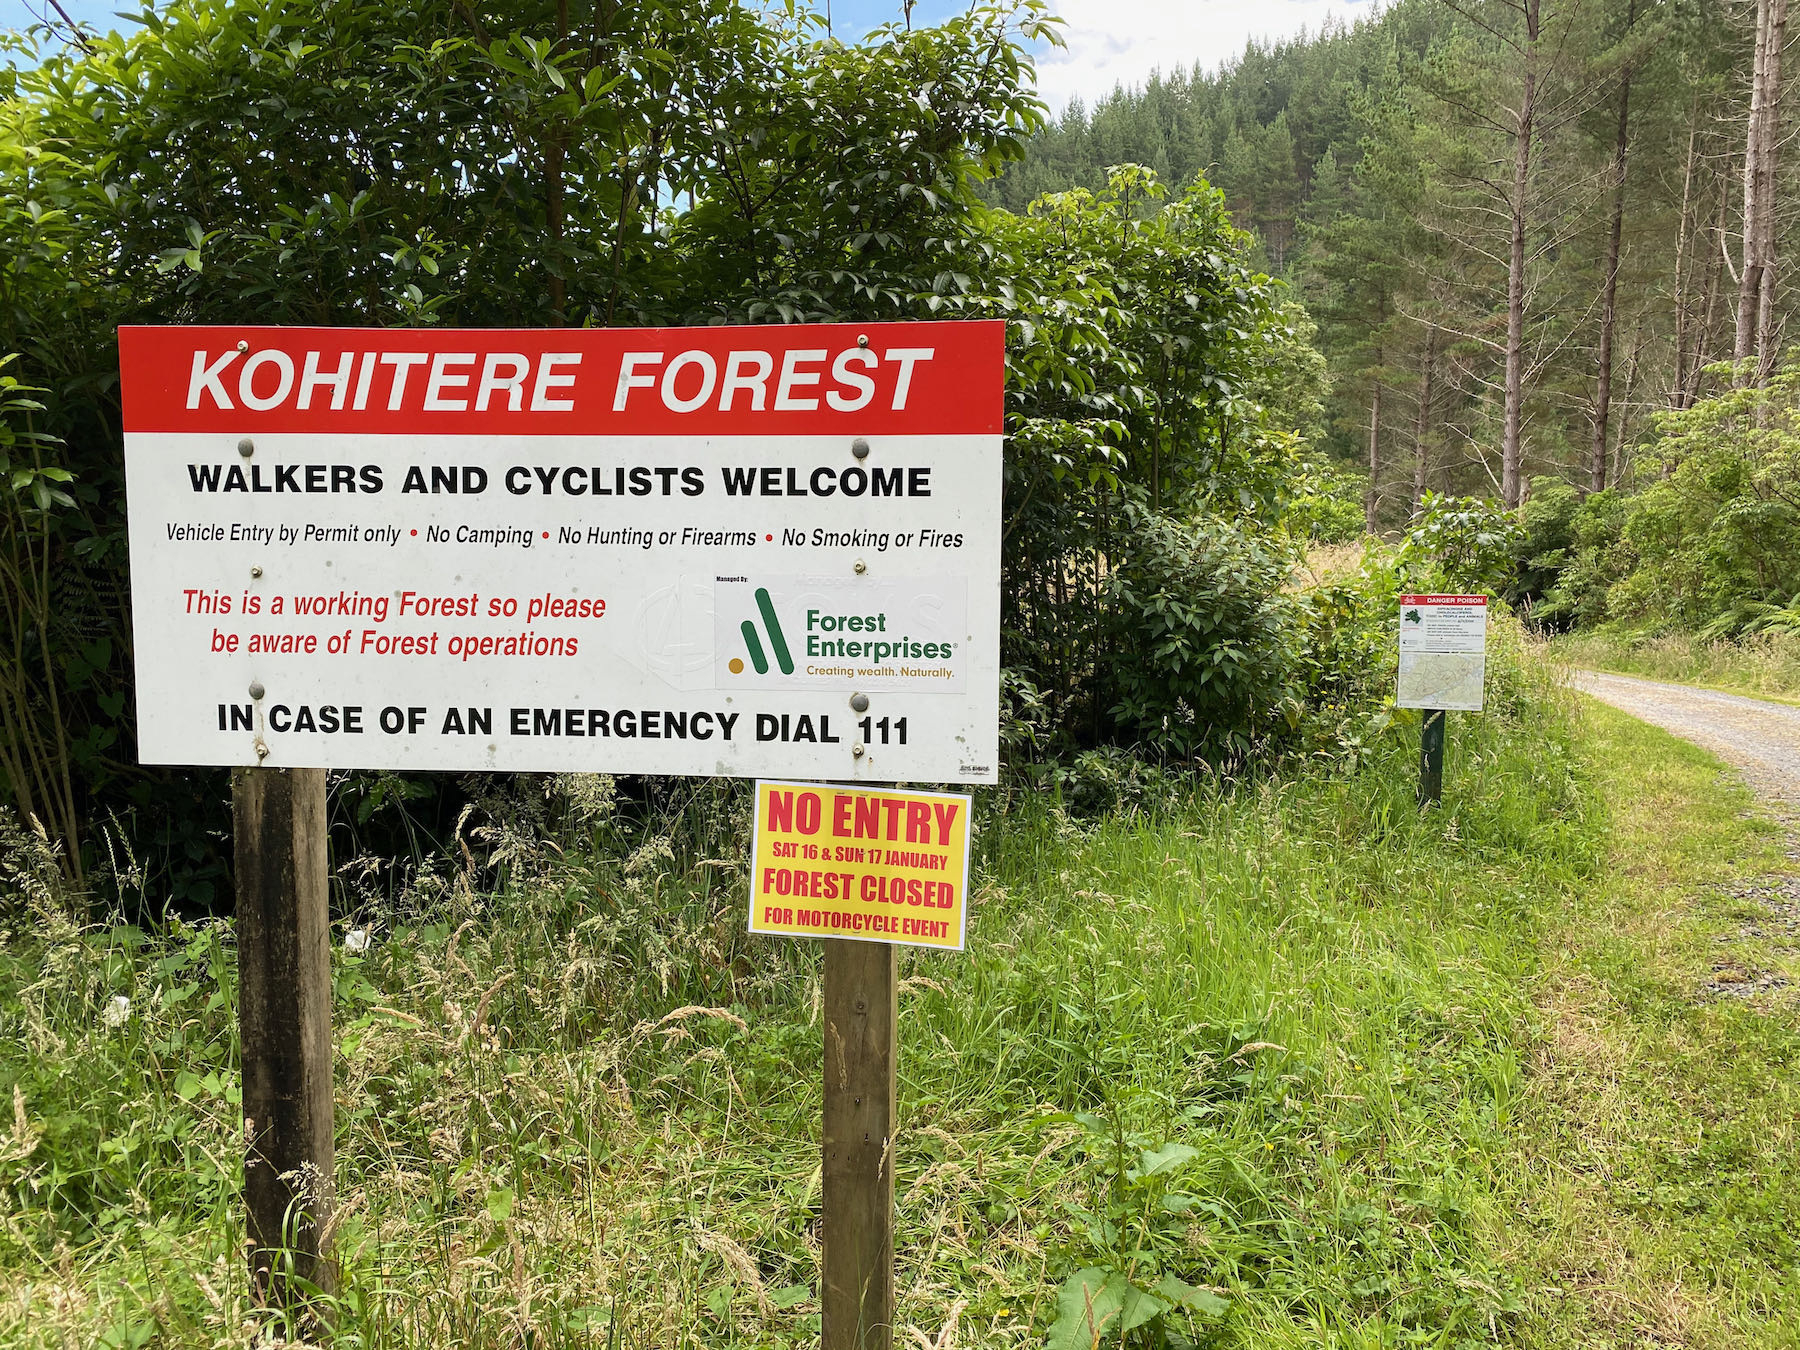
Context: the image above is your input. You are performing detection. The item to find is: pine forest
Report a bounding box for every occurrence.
[992,0,1791,533]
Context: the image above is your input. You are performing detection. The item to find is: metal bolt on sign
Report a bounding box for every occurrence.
[850,693,870,713]
[852,437,871,459]
[238,438,254,457]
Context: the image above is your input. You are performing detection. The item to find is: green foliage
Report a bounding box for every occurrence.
[1520,359,1800,638]
[1044,746,1185,819]
[0,359,85,873]
[1290,549,1404,761]
[1711,593,1800,639]
[1606,362,1800,632]
[1510,477,1586,604]
[1044,1109,1230,1349]
[1102,505,1299,762]
[987,164,1299,519]
[982,165,1318,758]
[1399,492,1522,594]
[1282,459,1367,543]
[1506,477,1628,628]
[0,666,1642,1348]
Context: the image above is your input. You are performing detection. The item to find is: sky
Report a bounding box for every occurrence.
[826,0,1375,110]
[3,0,1378,109]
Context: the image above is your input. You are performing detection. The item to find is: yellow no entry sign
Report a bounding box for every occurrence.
[749,780,971,950]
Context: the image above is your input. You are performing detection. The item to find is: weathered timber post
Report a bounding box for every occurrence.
[234,766,336,1313]
[821,936,898,1350]
[1418,709,1446,807]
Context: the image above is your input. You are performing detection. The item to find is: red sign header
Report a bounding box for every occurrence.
[117,320,1004,436]
[1399,595,1489,605]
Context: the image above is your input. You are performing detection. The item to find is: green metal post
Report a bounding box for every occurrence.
[1418,709,1445,807]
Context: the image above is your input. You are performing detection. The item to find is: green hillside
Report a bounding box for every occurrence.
[993,0,1765,526]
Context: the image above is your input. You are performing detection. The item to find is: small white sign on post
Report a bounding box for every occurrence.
[118,320,1004,783]
[1396,594,1488,712]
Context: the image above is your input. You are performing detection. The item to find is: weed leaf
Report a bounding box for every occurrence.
[1133,1141,1199,1178]
[1046,1269,1127,1349]
[1118,1282,1171,1333]
[1154,1272,1229,1317]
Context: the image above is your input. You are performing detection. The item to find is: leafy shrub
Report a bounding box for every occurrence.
[1283,460,1368,543]
[986,166,1322,766]
[1537,490,1629,628]
[1291,546,1404,763]
[1044,1108,1231,1349]
[1049,746,1188,818]
[1102,508,1299,761]
[1502,477,1629,629]
[1508,476,1584,606]
[1399,493,1522,594]
[1592,359,1800,633]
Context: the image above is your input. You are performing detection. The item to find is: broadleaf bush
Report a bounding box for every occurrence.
[1102,507,1299,763]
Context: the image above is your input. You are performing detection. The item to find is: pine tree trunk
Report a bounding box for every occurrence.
[1755,0,1788,379]
[1610,323,1645,487]
[1411,326,1437,516]
[1670,110,1700,406]
[1736,0,1787,381]
[1502,0,1540,508]
[1690,182,1730,410]
[1366,379,1383,534]
[1590,15,1632,494]
[1734,0,1767,369]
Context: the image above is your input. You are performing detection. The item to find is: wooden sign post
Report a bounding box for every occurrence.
[748,780,972,1349]
[233,766,336,1314]
[822,938,898,1350]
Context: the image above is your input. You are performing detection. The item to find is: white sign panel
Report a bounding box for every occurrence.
[119,322,1004,782]
[1396,594,1488,712]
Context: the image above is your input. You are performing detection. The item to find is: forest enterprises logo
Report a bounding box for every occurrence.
[714,576,967,691]
[732,588,795,676]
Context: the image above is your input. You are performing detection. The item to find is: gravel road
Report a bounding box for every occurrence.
[1573,670,1800,811]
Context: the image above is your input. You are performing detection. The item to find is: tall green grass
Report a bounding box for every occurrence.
[1555,628,1800,700]
[0,658,1632,1348]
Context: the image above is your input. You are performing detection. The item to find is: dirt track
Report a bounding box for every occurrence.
[1573,670,1800,812]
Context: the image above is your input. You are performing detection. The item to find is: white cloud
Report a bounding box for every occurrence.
[1028,0,1377,111]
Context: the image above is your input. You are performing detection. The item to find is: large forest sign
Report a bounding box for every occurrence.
[117,321,1004,783]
